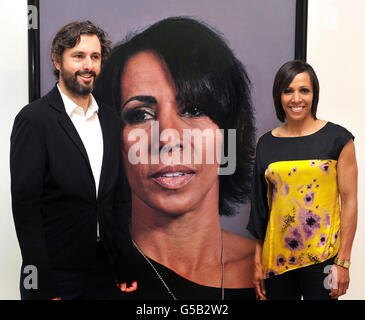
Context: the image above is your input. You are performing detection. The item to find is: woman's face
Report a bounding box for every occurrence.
[281,71,314,122]
[120,51,222,216]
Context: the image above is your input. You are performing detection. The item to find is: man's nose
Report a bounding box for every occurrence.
[82,56,92,70]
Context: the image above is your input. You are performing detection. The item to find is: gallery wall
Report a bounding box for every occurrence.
[307,0,365,299]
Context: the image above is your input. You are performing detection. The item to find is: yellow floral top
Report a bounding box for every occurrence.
[247,122,354,278]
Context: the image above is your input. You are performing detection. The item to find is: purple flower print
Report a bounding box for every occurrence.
[288,255,299,265]
[284,228,304,251]
[276,255,286,267]
[303,192,315,206]
[282,183,290,197]
[266,270,279,278]
[324,211,331,228]
[292,167,297,173]
[306,184,312,190]
[310,161,316,167]
[300,210,321,239]
[266,167,279,202]
[319,162,330,174]
[317,234,327,247]
[334,230,339,242]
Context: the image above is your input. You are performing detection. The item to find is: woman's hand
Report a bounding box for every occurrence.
[329,265,350,299]
[253,240,267,300]
[253,261,266,300]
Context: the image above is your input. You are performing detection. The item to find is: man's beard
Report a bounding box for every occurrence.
[60,67,97,97]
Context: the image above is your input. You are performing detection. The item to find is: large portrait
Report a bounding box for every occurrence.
[29,0,303,236]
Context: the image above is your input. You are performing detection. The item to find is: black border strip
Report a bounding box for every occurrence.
[28,0,40,102]
[27,1,308,101]
[295,0,308,61]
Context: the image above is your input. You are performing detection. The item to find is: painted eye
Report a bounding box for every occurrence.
[122,108,155,124]
[180,106,205,118]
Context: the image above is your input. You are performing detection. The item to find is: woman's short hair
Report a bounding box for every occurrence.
[94,16,256,216]
[272,60,320,122]
[51,20,112,78]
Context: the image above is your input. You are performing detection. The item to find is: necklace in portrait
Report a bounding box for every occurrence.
[131,232,225,300]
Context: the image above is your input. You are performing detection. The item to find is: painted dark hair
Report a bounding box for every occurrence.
[272,60,320,122]
[94,16,256,216]
[51,20,111,78]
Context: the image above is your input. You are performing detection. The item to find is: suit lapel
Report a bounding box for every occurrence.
[58,114,92,169]
[46,86,93,174]
[97,105,112,198]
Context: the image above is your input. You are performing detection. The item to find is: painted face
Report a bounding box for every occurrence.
[120,51,222,216]
[54,34,101,97]
[281,71,314,122]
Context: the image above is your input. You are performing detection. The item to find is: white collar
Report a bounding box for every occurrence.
[57,84,99,118]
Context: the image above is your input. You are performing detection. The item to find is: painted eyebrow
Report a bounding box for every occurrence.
[122,95,157,108]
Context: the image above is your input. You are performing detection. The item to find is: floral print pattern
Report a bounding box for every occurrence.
[262,159,341,278]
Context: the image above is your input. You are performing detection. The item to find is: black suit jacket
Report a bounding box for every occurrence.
[10,86,131,299]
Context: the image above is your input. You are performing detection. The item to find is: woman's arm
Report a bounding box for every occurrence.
[330,139,358,299]
[253,239,267,300]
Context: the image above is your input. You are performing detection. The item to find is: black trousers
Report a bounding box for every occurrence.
[51,241,118,300]
[264,257,336,300]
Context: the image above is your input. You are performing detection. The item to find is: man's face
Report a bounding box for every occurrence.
[54,34,102,97]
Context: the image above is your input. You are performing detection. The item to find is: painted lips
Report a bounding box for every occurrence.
[151,165,196,189]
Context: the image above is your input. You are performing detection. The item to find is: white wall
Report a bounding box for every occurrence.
[308,0,365,300]
[0,0,28,299]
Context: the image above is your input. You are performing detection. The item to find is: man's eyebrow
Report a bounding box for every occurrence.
[71,51,101,56]
[122,95,157,108]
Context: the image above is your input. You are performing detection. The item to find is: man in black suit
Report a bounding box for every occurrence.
[10,21,135,300]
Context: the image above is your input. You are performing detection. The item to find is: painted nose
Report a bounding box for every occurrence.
[157,110,184,158]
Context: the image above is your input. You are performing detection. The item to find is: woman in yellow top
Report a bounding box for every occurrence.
[247,60,358,300]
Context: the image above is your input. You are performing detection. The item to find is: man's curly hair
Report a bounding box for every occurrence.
[51,20,111,78]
